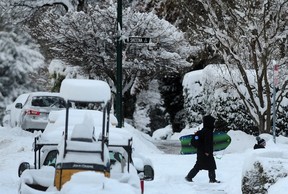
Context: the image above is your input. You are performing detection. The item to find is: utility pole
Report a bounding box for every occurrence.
[116,0,123,128]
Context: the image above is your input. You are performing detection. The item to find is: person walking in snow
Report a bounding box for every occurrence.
[185,114,220,183]
[253,136,266,149]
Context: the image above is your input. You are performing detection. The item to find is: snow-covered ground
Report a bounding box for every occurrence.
[1,125,288,194]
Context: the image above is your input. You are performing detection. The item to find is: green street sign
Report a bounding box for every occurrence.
[126,37,150,43]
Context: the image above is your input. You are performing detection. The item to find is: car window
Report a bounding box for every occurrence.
[43,150,58,167]
[31,96,65,108]
[109,151,124,164]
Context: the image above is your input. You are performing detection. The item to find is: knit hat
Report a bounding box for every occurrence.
[256,136,266,145]
[203,115,215,129]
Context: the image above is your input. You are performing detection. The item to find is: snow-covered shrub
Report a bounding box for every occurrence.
[183,64,288,135]
[242,161,272,194]
[276,102,288,136]
[133,80,168,134]
[183,65,254,131]
[242,152,288,194]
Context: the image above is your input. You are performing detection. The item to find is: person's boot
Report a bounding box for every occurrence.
[208,170,219,183]
[209,179,221,183]
[185,176,193,182]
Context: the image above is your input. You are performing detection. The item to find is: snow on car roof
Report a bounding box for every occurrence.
[109,127,134,146]
[14,93,30,103]
[60,79,111,103]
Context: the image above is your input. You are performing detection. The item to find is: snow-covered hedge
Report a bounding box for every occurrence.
[183,65,254,132]
[182,64,288,135]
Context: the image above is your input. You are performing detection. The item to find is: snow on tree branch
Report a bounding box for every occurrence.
[197,0,288,133]
[27,2,196,96]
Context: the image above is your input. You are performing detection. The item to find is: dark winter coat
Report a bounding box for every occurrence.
[254,137,266,149]
[195,115,217,170]
[253,144,265,149]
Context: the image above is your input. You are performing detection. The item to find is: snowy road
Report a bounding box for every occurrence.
[144,152,228,194]
[149,140,228,194]
[153,140,181,155]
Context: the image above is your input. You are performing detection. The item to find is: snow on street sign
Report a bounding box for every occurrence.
[126,37,150,43]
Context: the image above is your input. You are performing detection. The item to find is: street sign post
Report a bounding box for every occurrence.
[272,64,279,144]
[116,0,123,128]
[126,37,150,43]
